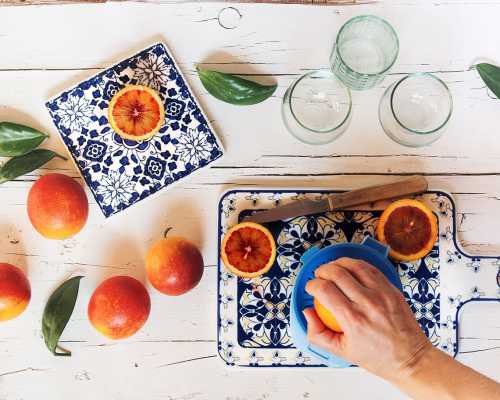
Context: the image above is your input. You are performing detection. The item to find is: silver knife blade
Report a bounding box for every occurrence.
[243,198,330,224]
[243,177,428,224]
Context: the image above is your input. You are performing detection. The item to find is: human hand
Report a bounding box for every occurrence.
[304,257,433,382]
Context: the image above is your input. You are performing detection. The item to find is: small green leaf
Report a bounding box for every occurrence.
[197,67,277,105]
[0,122,48,157]
[476,63,500,99]
[0,149,67,184]
[42,276,83,357]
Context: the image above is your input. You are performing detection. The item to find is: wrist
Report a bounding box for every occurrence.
[390,342,437,385]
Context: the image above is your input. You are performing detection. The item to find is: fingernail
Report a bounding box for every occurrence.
[302,308,312,321]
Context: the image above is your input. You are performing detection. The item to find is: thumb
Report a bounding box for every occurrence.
[303,308,344,356]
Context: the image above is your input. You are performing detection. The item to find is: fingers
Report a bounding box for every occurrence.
[329,257,387,289]
[305,278,352,323]
[314,261,370,303]
[305,277,354,336]
[303,308,343,356]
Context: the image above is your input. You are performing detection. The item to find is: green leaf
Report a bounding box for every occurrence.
[0,149,67,184]
[0,122,48,157]
[476,63,500,99]
[42,276,83,357]
[197,67,277,105]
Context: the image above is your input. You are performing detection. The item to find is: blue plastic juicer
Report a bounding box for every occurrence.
[290,236,403,368]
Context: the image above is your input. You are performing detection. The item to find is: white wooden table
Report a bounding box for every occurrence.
[1,2,499,399]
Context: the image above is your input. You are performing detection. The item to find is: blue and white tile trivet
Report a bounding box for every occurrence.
[217,190,500,367]
[46,42,223,218]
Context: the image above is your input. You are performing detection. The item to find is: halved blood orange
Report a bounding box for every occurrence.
[221,222,276,278]
[377,199,438,262]
[108,85,165,141]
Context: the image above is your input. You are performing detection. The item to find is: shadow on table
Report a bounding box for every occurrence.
[148,194,205,250]
[92,235,146,286]
[198,50,278,86]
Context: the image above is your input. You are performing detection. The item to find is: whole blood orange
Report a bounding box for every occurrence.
[221,222,276,278]
[88,276,150,340]
[108,85,165,141]
[377,199,438,262]
[146,233,204,296]
[313,297,342,333]
[27,173,88,240]
[0,263,31,322]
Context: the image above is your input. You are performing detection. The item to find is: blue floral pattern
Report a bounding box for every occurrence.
[95,170,136,211]
[103,81,123,101]
[239,276,293,348]
[133,50,171,91]
[399,252,440,346]
[54,94,94,133]
[218,191,500,367]
[164,99,186,120]
[46,42,223,217]
[82,140,107,162]
[276,211,378,275]
[144,156,167,180]
[176,128,213,166]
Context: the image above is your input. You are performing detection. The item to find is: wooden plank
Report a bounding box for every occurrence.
[0,0,370,5]
[189,0,375,3]
[0,0,105,4]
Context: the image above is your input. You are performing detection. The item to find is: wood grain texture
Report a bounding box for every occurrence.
[0,2,499,400]
[0,0,105,5]
[0,0,369,5]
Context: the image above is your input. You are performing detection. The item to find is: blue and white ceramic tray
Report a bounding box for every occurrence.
[217,190,500,367]
[46,42,223,218]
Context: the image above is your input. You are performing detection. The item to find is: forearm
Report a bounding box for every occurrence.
[391,347,500,400]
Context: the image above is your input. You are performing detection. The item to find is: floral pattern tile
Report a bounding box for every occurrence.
[238,275,293,348]
[46,42,223,217]
[218,191,500,367]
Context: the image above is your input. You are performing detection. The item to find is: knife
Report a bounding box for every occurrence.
[243,176,428,224]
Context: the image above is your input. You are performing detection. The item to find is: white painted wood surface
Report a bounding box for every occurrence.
[0,1,499,399]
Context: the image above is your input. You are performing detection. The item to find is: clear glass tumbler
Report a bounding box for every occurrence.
[281,70,352,145]
[379,73,453,147]
[330,15,399,90]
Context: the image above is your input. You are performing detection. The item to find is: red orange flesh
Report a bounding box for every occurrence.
[377,199,438,262]
[108,85,164,141]
[221,222,276,278]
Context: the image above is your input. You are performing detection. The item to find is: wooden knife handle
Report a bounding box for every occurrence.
[327,176,428,210]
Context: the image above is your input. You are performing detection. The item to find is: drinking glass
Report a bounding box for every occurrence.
[330,15,399,90]
[379,72,453,147]
[281,70,352,145]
